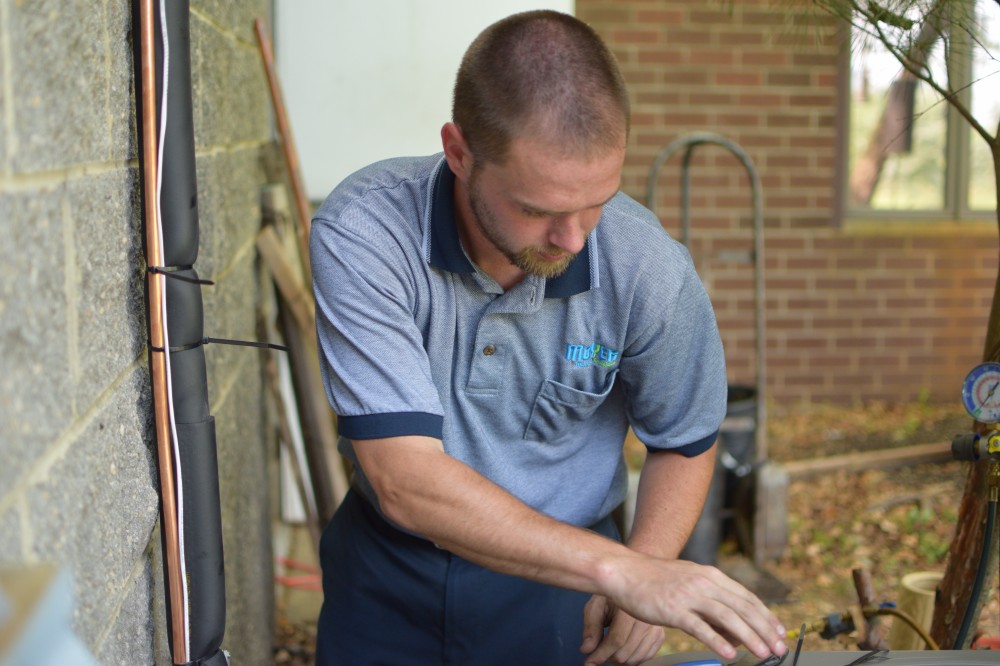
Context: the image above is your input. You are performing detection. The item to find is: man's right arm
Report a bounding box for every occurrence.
[353,433,788,661]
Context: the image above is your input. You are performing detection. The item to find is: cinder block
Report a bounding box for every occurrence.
[192,0,269,45]
[0,188,72,492]
[8,0,111,171]
[107,0,138,163]
[190,14,269,151]
[94,558,156,666]
[65,168,147,412]
[27,367,158,648]
[194,149,266,281]
[0,75,8,168]
[203,252,260,406]
[0,505,22,561]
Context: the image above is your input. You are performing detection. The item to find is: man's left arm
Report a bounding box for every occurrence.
[581,445,717,665]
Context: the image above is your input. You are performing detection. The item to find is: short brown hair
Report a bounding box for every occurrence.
[452,10,630,165]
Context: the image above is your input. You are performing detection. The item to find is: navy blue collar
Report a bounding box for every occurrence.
[427,162,594,298]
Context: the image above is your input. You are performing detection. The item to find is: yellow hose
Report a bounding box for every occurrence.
[868,606,940,650]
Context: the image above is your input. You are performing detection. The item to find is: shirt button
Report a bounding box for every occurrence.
[483,345,496,356]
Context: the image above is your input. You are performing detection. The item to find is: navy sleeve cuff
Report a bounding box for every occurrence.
[338,411,444,441]
[645,430,718,458]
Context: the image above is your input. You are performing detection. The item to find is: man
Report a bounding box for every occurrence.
[310,10,787,666]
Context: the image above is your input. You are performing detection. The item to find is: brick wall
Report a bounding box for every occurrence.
[579,0,997,408]
[0,2,275,663]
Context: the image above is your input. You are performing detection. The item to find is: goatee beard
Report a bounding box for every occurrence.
[468,173,576,279]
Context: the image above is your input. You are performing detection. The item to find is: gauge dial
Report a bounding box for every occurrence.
[962,362,1000,423]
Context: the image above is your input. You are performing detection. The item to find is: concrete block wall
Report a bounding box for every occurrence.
[579,0,998,406]
[1,1,275,664]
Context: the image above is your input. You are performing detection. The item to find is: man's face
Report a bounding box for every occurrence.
[462,135,625,279]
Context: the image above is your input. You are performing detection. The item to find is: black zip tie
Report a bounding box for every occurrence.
[200,336,289,352]
[148,265,215,286]
[149,337,289,353]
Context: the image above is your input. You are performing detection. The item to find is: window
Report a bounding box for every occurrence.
[845,0,998,218]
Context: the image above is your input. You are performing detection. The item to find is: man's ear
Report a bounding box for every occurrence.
[441,122,474,183]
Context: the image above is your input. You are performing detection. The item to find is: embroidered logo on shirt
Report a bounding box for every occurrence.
[565,342,621,368]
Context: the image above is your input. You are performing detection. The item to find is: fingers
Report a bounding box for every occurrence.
[580,594,611,655]
[707,573,787,658]
[615,560,787,662]
[583,608,665,666]
[677,572,787,660]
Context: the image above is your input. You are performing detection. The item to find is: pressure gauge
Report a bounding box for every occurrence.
[961,362,1000,423]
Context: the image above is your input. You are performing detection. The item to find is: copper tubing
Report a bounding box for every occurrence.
[139,0,187,660]
[255,17,313,280]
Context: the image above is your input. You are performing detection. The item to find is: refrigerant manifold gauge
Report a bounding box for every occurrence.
[961,362,1000,423]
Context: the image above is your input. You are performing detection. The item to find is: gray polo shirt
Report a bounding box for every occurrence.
[311,154,726,527]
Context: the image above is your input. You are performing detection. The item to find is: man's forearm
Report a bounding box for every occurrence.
[353,434,636,596]
[627,446,716,558]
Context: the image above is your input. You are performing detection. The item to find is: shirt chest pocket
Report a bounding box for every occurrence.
[523,371,618,443]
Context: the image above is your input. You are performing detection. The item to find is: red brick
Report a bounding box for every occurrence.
[579,7,632,24]
[666,29,716,45]
[662,70,710,85]
[689,10,737,24]
[766,154,810,168]
[865,277,907,290]
[742,10,787,25]
[635,10,685,24]
[717,113,762,127]
[835,256,879,270]
[636,50,685,65]
[767,72,811,87]
[634,91,684,105]
[816,73,838,86]
[834,336,880,349]
[789,93,836,107]
[714,30,765,46]
[715,71,764,86]
[690,50,736,66]
[612,29,662,44]
[766,114,811,128]
[689,92,735,105]
[742,51,789,67]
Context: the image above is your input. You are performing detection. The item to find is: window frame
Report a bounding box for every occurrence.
[836,5,995,225]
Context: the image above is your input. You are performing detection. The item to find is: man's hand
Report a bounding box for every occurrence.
[600,556,787,662]
[581,595,665,665]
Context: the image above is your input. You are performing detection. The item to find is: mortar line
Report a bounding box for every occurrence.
[190,7,258,49]
[0,353,147,517]
[0,158,139,192]
[194,138,269,160]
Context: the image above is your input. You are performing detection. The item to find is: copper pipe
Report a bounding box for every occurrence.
[139,0,187,660]
[255,17,313,280]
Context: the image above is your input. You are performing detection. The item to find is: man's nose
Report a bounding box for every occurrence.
[547,214,590,254]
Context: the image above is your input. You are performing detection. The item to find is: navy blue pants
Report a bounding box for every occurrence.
[315,489,619,666]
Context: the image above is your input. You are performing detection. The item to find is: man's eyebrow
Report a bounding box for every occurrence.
[514,189,620,216]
